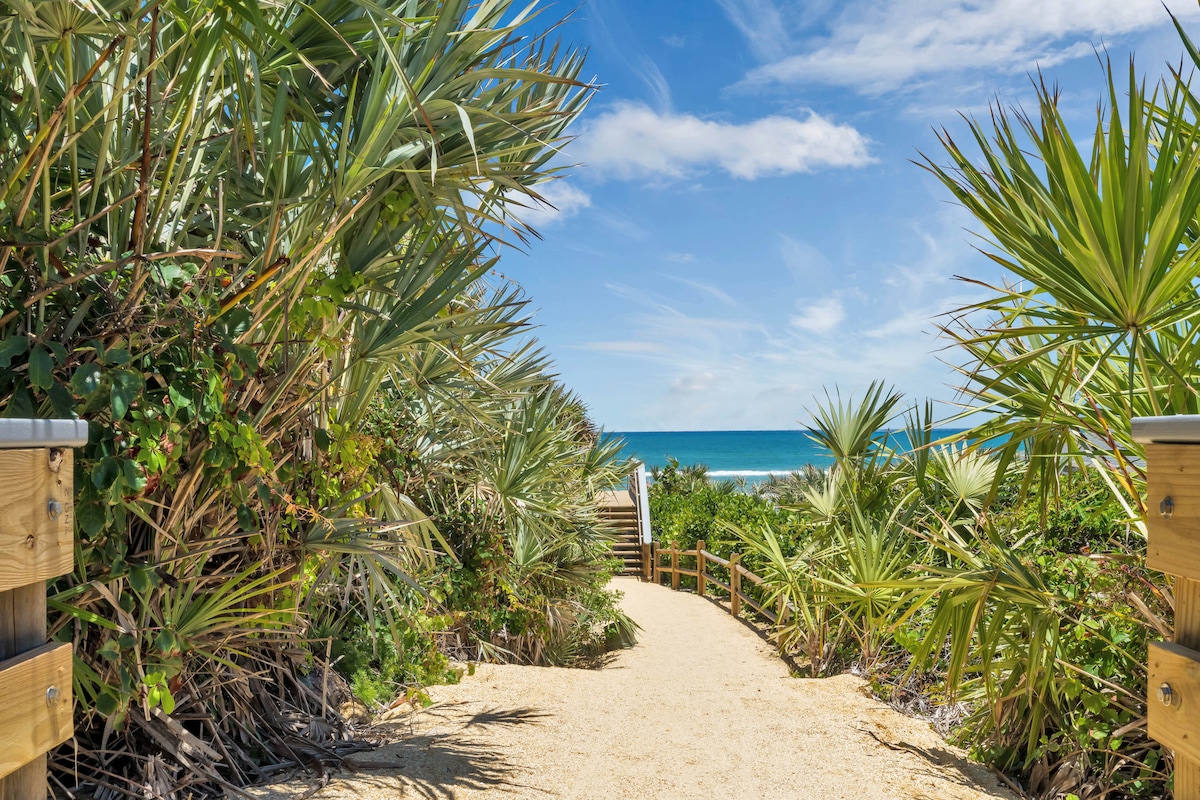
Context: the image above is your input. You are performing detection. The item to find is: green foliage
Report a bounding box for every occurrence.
[650,462,797,556]
[0,0,632,794]
[327,616,460,710]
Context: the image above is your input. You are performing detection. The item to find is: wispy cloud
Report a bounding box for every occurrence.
[779,235,832,278]
[790,296,844,334]
[585,216,998,430]
[671,371,718,393]
[576,102,874,180]
[587,0,673,108]
[577,340,669,354]
[667,275,738,306]
[665,252,697,264]
[741,0,1200,94]
[713,0,792,60]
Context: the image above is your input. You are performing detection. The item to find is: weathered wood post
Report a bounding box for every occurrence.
[671,547,680,591]
[1133,416,1200,797]
[696,540,706,597]
[0,419,86,799]
[730,552,742,617]
[632,462,653,577]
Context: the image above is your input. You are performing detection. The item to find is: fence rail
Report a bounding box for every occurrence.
[648,540,789,626]
[0,421,86,798]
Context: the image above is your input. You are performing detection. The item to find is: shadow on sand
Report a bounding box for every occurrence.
[319,704,551,800]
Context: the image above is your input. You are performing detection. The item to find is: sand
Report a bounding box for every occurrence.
[248,577,1017,800]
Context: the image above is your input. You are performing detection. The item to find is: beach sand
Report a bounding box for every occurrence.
[247,577,1017,800]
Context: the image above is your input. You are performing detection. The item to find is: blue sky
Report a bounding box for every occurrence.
[505,0,1200,432]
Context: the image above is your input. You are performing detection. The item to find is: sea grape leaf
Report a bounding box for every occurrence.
[0,335,28,368]
[129,564,157,593]
[97,639,121,662]
[28,344,53,389]
[8,386,33,416]
[76,501,108,537]
[48,381,75,417]
[102,347,131,366]
[93,457,120,490]
[72,363,102,397]
[121,459,146,493]
[110,370,144,421]
[237,504,256,531]
[94,690,120,716]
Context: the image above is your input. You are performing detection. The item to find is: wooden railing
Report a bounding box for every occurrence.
[0,421,86,798]
[648,539,789,625]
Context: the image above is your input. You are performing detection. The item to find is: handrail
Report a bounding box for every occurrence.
[632,463,652,545]
[648,539,791,630]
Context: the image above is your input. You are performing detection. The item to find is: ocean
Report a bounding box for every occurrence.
[610,429,966,483]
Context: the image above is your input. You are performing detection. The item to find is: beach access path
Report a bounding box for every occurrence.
[250,577,1018,800]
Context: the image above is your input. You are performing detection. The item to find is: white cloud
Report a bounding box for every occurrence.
[581,218,1001,430]
[508,181,592,226]
[665,252,697,264]
[576,102,874,180]
[790,296,845,334]
[662,34,686,48]
[743,0,1200,94]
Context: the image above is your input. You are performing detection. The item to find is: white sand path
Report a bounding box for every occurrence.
[250,577,1017,800]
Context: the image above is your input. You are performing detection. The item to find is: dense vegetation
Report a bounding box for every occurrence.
[649,45,1200,800]
[0,1,634,796]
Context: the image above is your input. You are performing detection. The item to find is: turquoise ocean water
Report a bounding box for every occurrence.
[611,429,966,483]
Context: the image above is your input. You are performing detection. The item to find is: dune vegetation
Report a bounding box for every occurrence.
[7,1,1200,798]
[649,39,1200,800]
[0,1,637,795]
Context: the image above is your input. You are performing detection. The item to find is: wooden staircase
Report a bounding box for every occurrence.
[599,489,643,575]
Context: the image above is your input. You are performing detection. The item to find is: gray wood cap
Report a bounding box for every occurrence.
[1132,415,1200,444]
[0,418,89,448]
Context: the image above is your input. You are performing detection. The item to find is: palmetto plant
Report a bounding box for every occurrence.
[905,56,1197,794]
[928,62,1200,514]
[0,0,613,794]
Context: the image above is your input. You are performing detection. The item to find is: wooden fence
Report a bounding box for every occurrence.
[0,421,86,799]
[647,540,789,626]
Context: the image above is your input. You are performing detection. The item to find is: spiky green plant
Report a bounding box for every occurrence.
[0,0,617,793]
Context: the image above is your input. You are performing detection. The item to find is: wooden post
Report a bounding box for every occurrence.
[730,552,741,617]
[1137,429,1200,798]
[696,540,706,597]
[0,421,86,799]
[671,547,680,591]
[1174,580,1200,797]
[651,542,659,583]
[641,543,651,581]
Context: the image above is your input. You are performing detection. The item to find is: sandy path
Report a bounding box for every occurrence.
[250,578,1016,800]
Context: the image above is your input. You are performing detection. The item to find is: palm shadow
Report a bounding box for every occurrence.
[319,704,552,800]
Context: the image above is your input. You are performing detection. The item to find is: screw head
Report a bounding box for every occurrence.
[47,499,63,520]
[1158,682,1174,706]
[1160,497,1175,520]
[45,686,60,704]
